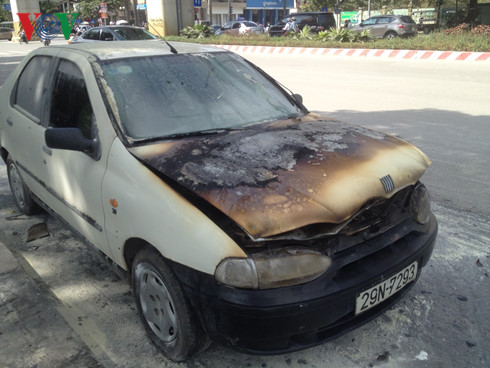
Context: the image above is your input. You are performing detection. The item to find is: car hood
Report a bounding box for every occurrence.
[129,114,431,239]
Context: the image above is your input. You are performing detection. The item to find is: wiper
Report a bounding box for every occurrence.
[136,128,231,144]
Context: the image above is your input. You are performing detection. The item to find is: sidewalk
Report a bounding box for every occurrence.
[214,44,490,61]
[0,236,100,368]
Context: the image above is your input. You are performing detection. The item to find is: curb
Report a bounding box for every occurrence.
[214,45,490,62]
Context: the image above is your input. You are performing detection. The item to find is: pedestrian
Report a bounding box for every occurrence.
[282,19,291,36]
[290,17,298,33]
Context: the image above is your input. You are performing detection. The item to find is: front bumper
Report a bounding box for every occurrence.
[171,214,437,354]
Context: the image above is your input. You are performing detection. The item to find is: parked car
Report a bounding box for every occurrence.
[211,24,222,34]
[269,12,336,36]
[351,15,417,39]
[412,10,438,34]
[217,21,264,35]
[0,27,13,41]
[71,25,157,43]
[0,41,437,362]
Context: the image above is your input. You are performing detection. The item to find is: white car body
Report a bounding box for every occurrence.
[0,41,437,361]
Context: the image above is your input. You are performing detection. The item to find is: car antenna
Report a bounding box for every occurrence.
[147,22,178,54]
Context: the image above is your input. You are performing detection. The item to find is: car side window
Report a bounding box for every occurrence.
[302,16,315,26]
[14,56,52,122]
[377,17,390,24]
[232,23,240,29]
[49,60,94,139]
[362,18,377,26]
[100,29,113,41]
[83,29,100,40]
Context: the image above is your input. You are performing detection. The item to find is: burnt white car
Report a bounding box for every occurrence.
[0,41,437,361]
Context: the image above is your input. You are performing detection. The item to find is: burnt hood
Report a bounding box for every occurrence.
[129,114,431,239]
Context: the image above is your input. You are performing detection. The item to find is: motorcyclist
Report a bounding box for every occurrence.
[19,30,28,44]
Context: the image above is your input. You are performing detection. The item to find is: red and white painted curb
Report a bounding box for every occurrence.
[214,45,490,62]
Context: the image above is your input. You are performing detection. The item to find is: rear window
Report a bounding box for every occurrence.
[400,16,415,24]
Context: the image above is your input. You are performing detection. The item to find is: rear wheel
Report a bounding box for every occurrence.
[7,156,38,215]
[385,31,397,39]
[132,246,208,362]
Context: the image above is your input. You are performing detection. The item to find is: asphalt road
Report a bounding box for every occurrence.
[0,40,489,368]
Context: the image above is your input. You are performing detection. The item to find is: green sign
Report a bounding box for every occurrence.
[341,11,358,24]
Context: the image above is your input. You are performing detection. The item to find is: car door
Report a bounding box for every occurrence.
[359,17,377,36]
[373,16,391,37]
[42,55,116,257]
[3,55,54,200]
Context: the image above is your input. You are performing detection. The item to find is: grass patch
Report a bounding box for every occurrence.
[165,32,490,52]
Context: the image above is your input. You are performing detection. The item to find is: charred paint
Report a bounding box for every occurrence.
[129,114,430,239]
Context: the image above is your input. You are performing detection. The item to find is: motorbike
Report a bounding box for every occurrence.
[43,38,51,46]
[19,31,28,44]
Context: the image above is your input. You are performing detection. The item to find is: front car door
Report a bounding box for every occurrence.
[360,17,377,36]
[42,55,116,257]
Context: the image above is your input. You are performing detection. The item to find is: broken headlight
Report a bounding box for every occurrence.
[215,247,332,289]
[411,183,432,225]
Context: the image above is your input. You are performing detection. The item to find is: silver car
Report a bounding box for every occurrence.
[352,15,417,39]
[71,25,157,43]
[218,21,264,35]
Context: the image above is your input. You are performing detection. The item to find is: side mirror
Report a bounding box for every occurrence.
[45,127,96,155]
[292,93,303,105]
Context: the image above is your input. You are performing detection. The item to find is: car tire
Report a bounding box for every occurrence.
[132,246,208,362]
[385,31,397,39]
[6,156,38,215]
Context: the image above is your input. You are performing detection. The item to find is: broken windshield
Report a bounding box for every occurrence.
[99,52,302,141]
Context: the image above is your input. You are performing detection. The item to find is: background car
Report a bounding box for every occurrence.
[269,12,336,37]
[351,15,417,39]
[71,25,157,43]
[217,21,264,35]
[0,27,13,41]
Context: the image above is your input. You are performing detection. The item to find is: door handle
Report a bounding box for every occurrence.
[6,117,13,126]
[42,145,52,156]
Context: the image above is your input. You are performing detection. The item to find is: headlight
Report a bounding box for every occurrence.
[215,247,332,289]
[411,183,432,224]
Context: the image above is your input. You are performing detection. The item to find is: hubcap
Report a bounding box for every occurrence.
[8,163,25,208]
[139,268,178,343]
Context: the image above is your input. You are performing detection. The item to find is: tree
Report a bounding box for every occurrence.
[0,0,13,22]
[76,0,124,20]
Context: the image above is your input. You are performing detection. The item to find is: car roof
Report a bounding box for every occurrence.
[34,41,227,61]
[286,12,333,15]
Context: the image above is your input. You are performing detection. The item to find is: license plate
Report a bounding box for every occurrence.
[355,261,418,315]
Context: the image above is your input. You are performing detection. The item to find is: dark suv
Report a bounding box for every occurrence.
[269,12,336,36]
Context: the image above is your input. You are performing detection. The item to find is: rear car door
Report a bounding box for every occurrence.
[373,16,391,37]
[3,55,54,201]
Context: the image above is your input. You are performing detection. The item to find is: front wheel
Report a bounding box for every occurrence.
[7,156,38,215]
[132,246,208,362]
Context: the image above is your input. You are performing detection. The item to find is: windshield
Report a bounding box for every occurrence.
[99,52,301,140]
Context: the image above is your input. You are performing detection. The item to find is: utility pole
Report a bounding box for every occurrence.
[209,0,213,24]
